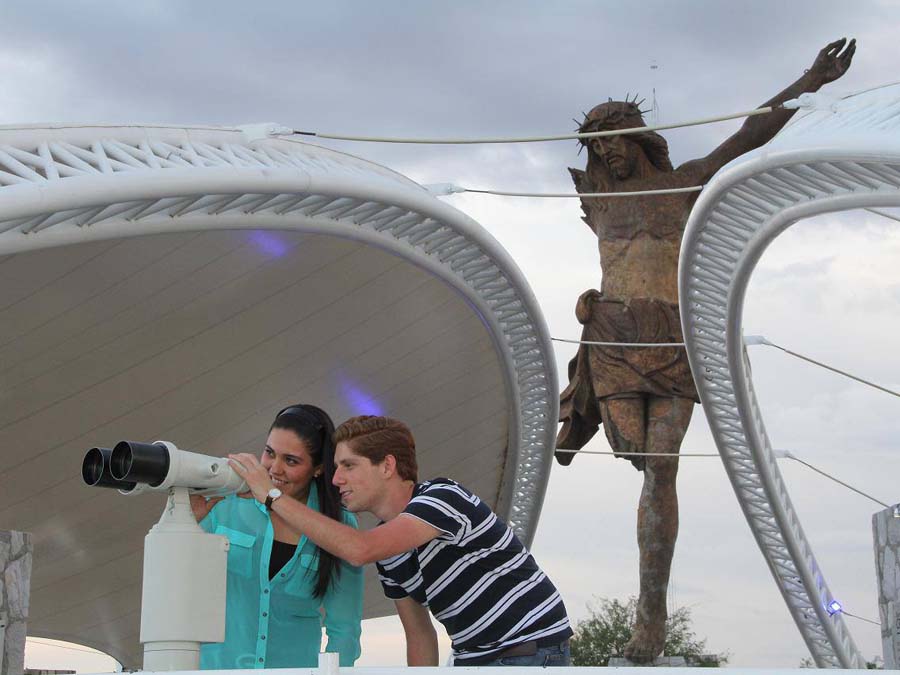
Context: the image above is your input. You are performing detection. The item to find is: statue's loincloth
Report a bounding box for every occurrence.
[556,290,699,463]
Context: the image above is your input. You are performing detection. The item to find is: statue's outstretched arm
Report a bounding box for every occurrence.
[684,38,855,181]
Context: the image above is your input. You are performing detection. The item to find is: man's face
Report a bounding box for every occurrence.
[332,441,384,513]
[590,134,639,180]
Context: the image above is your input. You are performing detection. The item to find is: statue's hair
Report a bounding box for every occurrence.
[333,415,418,481]
[578,99,673,173]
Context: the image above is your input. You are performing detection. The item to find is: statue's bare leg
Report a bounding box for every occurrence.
[600,395,694,662]
[599,395,646,469]
[624,396,694,663]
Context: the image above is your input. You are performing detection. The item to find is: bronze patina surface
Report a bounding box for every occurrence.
[557,39,855,663]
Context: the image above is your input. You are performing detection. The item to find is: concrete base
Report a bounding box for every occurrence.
[1,531,33,675]
[873,504,900,669]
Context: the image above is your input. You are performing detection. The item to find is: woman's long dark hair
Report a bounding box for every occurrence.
[270,403,342,598]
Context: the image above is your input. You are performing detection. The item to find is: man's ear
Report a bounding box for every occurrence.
[381,454,397,478]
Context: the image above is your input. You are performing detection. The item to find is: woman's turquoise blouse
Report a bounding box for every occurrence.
[198,483,363,669]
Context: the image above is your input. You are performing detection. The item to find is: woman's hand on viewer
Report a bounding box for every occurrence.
[228,452,275,503]
[190,494,224,522]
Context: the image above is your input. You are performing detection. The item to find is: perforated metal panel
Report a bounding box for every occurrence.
[680,86,900,668]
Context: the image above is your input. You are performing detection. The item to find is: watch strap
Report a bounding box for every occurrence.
[265,489,282,511]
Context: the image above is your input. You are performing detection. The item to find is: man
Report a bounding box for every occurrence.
[229,415,572,667]
[556,38,855,662]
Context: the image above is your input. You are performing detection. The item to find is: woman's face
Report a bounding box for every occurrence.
[260,427,320,501]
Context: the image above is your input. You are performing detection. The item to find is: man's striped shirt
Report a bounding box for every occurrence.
[375,478,572,663]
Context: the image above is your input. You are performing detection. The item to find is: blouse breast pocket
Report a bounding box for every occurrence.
[282,553,320,605]
[215,526,256,578]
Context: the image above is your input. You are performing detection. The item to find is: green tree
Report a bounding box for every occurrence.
[570,597,728,667]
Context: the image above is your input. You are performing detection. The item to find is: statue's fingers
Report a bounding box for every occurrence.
[825,37,846,56]
[838,45,856,71]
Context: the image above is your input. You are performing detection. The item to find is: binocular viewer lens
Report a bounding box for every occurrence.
[111,441,171,486]
[82,446,137,490]
[82,439,244,496]
[81,441,171,490]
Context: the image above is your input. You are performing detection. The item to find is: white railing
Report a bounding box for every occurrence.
[126,652,900,674]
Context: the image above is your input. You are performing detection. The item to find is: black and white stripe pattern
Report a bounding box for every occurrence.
[376,479,571,662]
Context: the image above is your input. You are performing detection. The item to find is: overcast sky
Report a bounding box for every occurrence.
[7,1,899,671]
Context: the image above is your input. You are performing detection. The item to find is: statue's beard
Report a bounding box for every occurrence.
[604,156,634,181]
[608,163,632,180]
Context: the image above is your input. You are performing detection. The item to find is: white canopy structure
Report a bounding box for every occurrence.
[0,124,558,667]
[680,85,900,668]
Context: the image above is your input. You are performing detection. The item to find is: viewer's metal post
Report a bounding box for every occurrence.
[873,504,900,668]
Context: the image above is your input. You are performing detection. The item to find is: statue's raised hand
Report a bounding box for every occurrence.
[809,38,855,85]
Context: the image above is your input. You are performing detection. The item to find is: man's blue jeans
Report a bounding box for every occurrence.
[455,641,571,667]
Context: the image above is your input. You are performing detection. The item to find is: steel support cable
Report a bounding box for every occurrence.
[745,336,900,399]
[552,337,685,347]
[866,206,900,224]
[553,336,900,399]
[554,448,719,457]
[840,611,881,627]
[778,451,891,509]
[291,106,777,144]
[26,637,109,656]
[558,448,890,517]
[556,448,892,507]
[461,185,704,198]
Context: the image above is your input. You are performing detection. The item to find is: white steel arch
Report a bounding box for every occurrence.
[0,123,558,665]
[0,124,558,537]
[680,86,900,668]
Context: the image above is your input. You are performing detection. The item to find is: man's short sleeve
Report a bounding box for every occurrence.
[403,482,472,542]
[376,561,409,600]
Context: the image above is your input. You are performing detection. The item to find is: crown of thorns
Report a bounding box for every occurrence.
[574,94,652,137]
[572,94,672,171]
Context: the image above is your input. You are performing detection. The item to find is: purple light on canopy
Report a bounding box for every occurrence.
[338,375,384,416]
[247,230,290,258]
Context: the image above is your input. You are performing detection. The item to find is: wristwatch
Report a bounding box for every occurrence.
[265,487,283,511]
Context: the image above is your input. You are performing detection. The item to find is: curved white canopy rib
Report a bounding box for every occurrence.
[680,86,900,668]
[0,125,557,666]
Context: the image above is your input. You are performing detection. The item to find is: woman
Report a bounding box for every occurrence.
[191,404,363,669]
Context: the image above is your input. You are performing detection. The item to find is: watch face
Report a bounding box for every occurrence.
[268,488,282,500]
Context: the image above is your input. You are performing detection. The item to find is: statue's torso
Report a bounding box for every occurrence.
[584,177,698,305]
[597,235,682,303]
